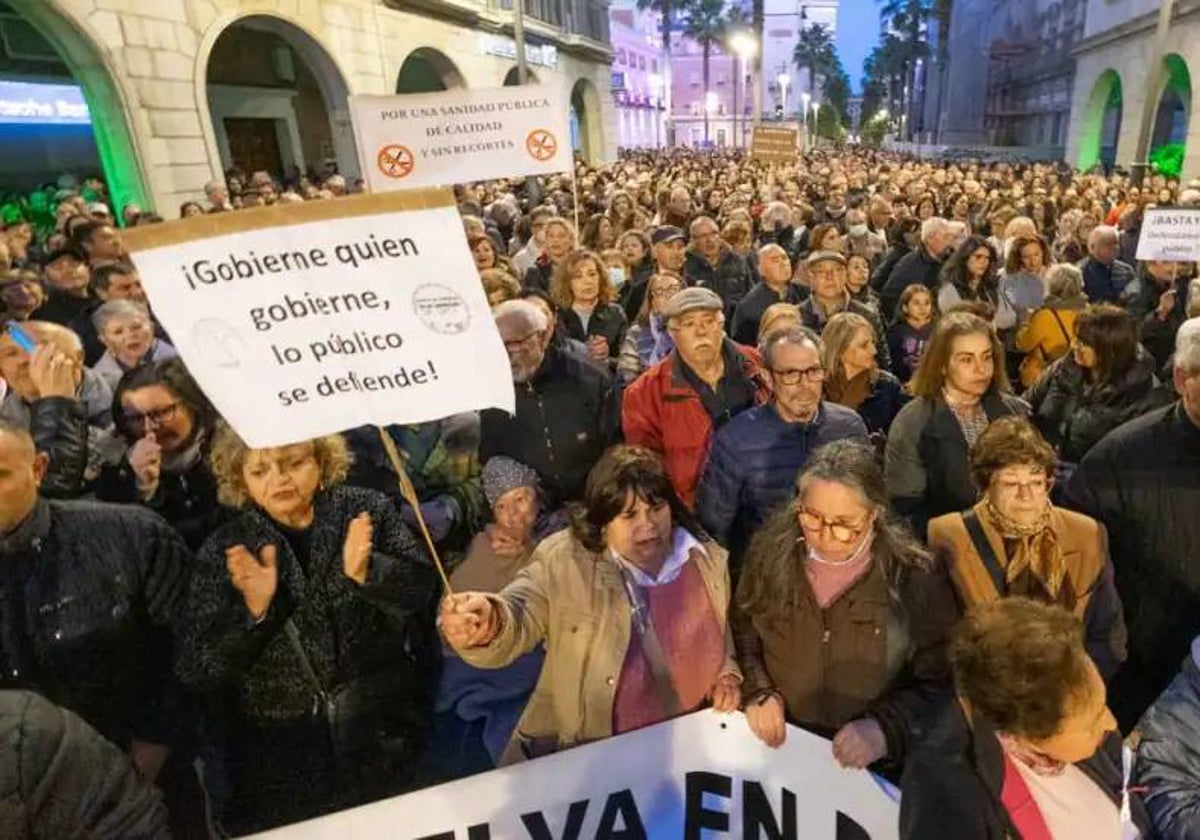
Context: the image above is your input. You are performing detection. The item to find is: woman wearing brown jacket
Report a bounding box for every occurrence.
[733,440,958,772]
[926,416,1127,680]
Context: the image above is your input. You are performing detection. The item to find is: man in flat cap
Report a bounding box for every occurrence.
[800,251,891,370]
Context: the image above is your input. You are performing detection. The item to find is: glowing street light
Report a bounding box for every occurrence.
[777,73,790,117]
[705,90,719,114]
[729,32,757,58]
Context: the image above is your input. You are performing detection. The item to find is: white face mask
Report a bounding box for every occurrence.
[608,267,626,289]
[849,224,869,238]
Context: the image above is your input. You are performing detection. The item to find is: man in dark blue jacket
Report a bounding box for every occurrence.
[696,326,867,564]
[1077,225,1135,304]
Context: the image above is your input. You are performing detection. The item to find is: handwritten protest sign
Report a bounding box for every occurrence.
[248,711,900,839]
[1137,207,1200,261]
[122,191,514,448]
[750,125,800,164]
[351,86,572,191]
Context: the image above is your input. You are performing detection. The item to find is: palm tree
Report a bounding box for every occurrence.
[682,0,729,143]
[877,0,932,139]
[792,23,835,101]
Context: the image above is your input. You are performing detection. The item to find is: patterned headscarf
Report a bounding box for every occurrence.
[482,456,541,509]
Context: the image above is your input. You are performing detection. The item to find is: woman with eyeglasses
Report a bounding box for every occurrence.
[733,440,957,773]
[927,417,1126,680]
[616,272,682,386]
[95,357,226,549]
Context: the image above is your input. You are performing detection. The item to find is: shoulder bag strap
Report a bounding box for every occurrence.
[614,562,684,717]
[284,618,330,712]
[962,510,1008,597]
[1048,308,1072,347]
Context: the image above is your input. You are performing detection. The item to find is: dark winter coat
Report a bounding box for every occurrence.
[1066,403,1200,710]
[696,402,867,557]
[885,391,1029,537]
[888,320,932,383]
[881,247,943,320]
[0,499,191,751]
[1026,349,1172,464]
[1135,639,1200,839]
[729,281,808,346]
[480,344,618,506]
[176,485,438,831]
[870,243,912,293]
[0,690,171,839]
[901,698,1150,839]
[559,301,628,362]
[836,369,910,436]
[1137,274,1192,369]
[798,297,893,371]
[684,246,756,321]
[1077,256,1135,305]
[617,261,656,323]
[0,395,88,499]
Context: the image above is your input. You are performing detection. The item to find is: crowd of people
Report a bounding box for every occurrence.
[2,148,1200,839]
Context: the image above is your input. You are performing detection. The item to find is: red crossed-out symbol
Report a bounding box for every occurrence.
[377,144,414,179]
[526,129,558,162]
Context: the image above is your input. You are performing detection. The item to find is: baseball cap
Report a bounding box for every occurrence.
[661,286,723,321]
[805,250,847,268]
[651,226,686,246]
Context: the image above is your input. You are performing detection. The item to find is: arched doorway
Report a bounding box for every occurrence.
[1149,54,1191,177]
[503,66,540,86]
[570,78,604,163]
[396,48,465,94]
[1,0,148,219]
[1077,69,1122,173]
[204,15,357,184]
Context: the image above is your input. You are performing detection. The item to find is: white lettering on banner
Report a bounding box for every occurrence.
[126,196,515,449]
[477,34,559,68]
[246,711,900,839]
[1136,208,1200,262]
[351,86,572,192]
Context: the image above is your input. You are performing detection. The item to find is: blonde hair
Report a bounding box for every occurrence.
[756,302,801,342]
[1045,263,1084,300]
[820,311,876,374]
[209,422,351,508]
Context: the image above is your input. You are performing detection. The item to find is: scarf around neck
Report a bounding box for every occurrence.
[981,499,1069,604]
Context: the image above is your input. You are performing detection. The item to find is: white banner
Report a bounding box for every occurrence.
[124,193,514,448]
[249,711,900,839]
[351,86,572,191]
[1137,208,1200,261]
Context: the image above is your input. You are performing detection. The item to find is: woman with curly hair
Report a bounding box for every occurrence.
[177,425,437,835]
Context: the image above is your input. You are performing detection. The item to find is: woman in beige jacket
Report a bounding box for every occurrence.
[441,445,741,757]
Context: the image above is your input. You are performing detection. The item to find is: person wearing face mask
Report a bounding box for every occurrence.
[928,418,1126,680]
[734,441,956,773]
[696,327,867,563]
[440,445,741,759]
[177,425,437,835]
[885,313,1028,537]
[90,300,178,389]
[901,598,1147,840]
[846,209,886,265]
[684,215,755,323]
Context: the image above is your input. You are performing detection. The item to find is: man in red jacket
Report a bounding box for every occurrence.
[622,287,769,507]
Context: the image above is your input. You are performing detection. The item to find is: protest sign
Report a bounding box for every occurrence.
[351,86,572,191]
[1136,207,1200,261]
[750,125,799,163]
[248,711,900,839]
[122,190,514,449]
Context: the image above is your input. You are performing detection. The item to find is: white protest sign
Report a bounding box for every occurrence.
[351,85,572,191]
[123,191,514,448]
[1136,207,1200,261]
[249,711,900,839]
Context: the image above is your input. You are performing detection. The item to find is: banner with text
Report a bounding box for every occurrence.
[123,191,514,448]
[1136,207,1200,261]
[351,86,572,191]
[250,711,900,839]
[750,125,800,163]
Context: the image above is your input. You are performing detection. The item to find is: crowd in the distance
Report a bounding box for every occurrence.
[2,149,1200,839]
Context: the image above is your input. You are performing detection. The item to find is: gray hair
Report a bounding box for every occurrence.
[1176,317,1200,374]
[493,299,548,333]
[689,215,718,236]
[203,180,225,196]
[759,325,823,369]
[1088,225,1119,248]
[757,243,788,262]
[1045,263,1084,300]
[92,299,151,334]
[920,216,951,243]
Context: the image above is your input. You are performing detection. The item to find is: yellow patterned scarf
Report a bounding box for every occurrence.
[982,501,1069,603]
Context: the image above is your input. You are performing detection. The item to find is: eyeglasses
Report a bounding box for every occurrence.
[993,477,1050,496]
[122,401,180,430]
[771,365,825,385]
[797,506,872,543]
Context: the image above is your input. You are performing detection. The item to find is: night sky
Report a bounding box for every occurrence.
[836,0,882,93]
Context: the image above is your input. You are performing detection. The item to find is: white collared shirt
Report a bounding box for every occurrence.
[610,527,705,587]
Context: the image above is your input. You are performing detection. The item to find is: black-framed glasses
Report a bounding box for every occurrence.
[771,365,825,385]
[122,401,180,431]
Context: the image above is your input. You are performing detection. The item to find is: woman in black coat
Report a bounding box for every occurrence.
[176,425,438,835]
[551,249,628,371]
[1026,303,1171,465]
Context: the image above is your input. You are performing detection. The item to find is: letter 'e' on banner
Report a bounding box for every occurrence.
[120,190,515,449]
[351,85,572,191]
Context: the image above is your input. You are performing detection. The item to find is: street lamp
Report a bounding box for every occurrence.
[777,73,790,120]
[648,73,663,149]
[801,91,811,149]
[810,100,819,144]
[729,32,756,149]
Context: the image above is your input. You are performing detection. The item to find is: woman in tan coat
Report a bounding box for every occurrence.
[926,416,1126,680]
[440,445,740,757]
